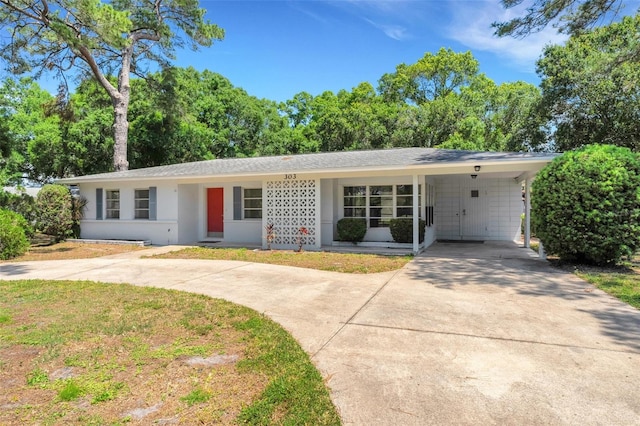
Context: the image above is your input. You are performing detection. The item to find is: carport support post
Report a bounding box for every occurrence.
[524,178,531,249]
[413,174,419,254]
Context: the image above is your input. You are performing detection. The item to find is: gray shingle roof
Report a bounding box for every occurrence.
[57,148,557,183]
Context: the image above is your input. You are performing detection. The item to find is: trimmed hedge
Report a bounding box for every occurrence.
[389,218,426,243]
[532,144,640,265]
[0,209,30,260]
[336,218,367,243]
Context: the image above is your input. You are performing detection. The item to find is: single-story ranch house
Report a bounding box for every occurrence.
[58,148,557,253]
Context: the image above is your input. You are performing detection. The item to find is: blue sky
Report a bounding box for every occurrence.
[28,0,575,102]
[174,0,570,102]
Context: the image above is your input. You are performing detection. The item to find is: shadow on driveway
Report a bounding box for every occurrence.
[0,264,32,276]
[405,241,640,353]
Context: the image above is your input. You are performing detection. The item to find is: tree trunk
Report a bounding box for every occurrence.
[112,44,133,172]
[112,93,129,171]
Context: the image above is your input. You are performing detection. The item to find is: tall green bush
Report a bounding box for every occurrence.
[389,218,426,244]
[0,209,30,259]
[532,144,640,265]
[336,218,367,243]
[35,184,74,242]
[0,189,37,229]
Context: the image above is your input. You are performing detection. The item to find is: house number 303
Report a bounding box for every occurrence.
[284,174,297,180]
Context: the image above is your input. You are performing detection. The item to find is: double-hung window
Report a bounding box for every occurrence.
[106,190,120,219]
[135,189,150,219]
[243,188,262,219]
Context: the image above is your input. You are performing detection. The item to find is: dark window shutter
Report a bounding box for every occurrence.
[149,187,157,221]
[233,186,242,220]
[96,188,103,220]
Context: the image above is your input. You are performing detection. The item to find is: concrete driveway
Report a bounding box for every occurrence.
[1,242,639,425]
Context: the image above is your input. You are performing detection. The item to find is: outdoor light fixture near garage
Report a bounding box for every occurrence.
[471,165,481,179]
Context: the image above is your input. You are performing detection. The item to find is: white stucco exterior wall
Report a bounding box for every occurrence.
[78,180,179,245]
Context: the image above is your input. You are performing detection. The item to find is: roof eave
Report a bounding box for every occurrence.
[56,155,556,185]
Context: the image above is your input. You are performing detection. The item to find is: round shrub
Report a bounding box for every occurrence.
[0,209,30,260]
[336,218,367,243]
[35,184,74,242]
[389,218,426,244]
[532,144,640,265]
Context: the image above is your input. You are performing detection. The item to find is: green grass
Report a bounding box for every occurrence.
[151,246,412,274]
[576,271,640,309]
[0,280,340,425]
[181,388,212,406]
[235,315,340,425]
[58,380,83,401]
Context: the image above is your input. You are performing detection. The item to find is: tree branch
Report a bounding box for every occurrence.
[76,45,118,99]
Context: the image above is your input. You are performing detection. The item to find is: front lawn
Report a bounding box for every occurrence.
[150,247,412,273]
[0,280,340,425]
[575,267,640,309]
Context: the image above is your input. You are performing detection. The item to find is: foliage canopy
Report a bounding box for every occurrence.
[536,14,640,152]
[0,0,224,171]
[493,0,632,37]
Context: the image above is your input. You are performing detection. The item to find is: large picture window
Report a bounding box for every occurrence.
[135,189,150,219]
[244,188,262,219]
[106,190,120,219]
[343,184,421,228]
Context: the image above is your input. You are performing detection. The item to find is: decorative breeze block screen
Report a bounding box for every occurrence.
[265,179,319,247]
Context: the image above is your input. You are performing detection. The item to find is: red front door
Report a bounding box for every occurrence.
[207,188,224,234]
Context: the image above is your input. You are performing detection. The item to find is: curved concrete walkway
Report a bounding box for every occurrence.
[2,242,640,425]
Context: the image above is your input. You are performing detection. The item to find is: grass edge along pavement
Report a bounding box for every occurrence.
[150,246,412,274]
[0,279,341,425]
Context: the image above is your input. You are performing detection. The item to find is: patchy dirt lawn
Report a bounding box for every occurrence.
[2,242,146,263]
[0,280,339,425]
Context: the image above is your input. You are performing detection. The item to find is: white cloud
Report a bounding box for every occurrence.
[446,1,568,70]
[364,18,410,40]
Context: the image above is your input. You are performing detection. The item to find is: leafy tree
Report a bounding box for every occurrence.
[536,15,640,151]
[35,184,74,241]
[0,78,58,182]
[493,0,634,37]
[376,49,544,152]
[0,0,224,171]
[532,144,640,265]
[379,48,479,105]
